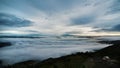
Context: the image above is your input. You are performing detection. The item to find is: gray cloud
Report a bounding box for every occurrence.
[110,24,120,31]
[107,0,120,14]
[0,13,32,29]
[71,15,96,25]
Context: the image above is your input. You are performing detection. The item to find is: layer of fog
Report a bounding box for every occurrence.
[0,37,110,65]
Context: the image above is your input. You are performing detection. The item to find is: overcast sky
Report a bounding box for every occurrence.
[0,0,120,36]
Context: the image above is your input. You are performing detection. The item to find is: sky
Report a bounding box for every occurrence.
[0,0,120,36]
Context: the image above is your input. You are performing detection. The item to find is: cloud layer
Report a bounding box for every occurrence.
[0,0,120,35]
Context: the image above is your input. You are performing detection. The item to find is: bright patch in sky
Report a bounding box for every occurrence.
[0,30,29,35]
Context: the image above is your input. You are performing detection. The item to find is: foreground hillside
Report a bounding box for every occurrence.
[2,40,120,68]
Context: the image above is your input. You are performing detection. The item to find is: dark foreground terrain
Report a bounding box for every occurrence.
[1,40,120,68]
